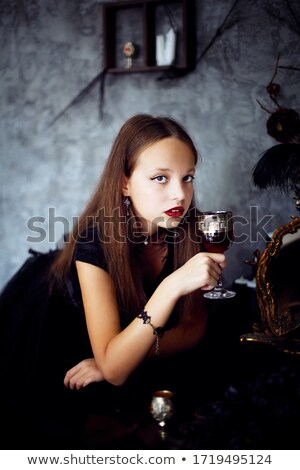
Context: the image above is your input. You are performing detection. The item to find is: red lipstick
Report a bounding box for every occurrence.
[164,206,185,217]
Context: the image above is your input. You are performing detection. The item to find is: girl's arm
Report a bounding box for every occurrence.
[147,293,207,358]
[72,251,225,386]
[64,294,206,389]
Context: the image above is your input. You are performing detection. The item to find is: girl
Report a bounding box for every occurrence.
[0,114,225,447]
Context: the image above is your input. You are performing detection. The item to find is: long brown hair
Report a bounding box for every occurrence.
[50,114,201,316]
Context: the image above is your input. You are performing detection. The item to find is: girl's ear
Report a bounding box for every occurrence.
[121,176,129,196]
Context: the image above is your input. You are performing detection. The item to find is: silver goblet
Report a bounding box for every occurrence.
[150,390,174,440]
[197,210,236,299]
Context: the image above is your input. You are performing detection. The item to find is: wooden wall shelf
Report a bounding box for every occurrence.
[102,0,196,73]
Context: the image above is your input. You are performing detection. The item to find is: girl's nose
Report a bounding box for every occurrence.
[169,180,185,201]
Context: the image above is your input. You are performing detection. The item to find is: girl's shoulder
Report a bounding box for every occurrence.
[73,224,108,270]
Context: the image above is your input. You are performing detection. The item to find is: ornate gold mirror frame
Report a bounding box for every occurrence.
[240,215,300,354]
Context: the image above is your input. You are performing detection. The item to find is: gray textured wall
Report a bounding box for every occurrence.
[0,0,299,290]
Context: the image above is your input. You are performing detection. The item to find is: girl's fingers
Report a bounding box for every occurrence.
[64,358,104,389]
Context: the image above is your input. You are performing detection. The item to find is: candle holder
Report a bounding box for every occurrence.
[123,41,136,68]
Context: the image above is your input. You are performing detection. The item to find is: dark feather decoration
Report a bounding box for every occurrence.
[252,143,300,193]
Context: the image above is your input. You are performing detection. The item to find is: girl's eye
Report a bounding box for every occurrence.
[184,175,195,183]
[151,175,167,183]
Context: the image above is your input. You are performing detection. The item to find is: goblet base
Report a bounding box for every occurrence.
[204,288,236,299]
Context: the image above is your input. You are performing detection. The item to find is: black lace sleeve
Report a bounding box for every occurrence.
[73,225,108,271]
[65,226,108,312]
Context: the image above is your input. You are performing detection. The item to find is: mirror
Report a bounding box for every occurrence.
[240,215,300,354]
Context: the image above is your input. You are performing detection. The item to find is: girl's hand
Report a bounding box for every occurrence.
[171,252,226,296]
[63,358,104,390]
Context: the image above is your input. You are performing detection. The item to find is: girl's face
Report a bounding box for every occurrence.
[123,137,196,235]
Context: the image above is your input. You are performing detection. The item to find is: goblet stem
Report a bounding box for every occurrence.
[158,420,167,441]
[215,275,228,293]
[216,276,223,289]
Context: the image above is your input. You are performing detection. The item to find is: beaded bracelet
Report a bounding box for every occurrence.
[137,310,164,356]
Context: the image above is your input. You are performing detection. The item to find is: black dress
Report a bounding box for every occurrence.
[0,226,180,448]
